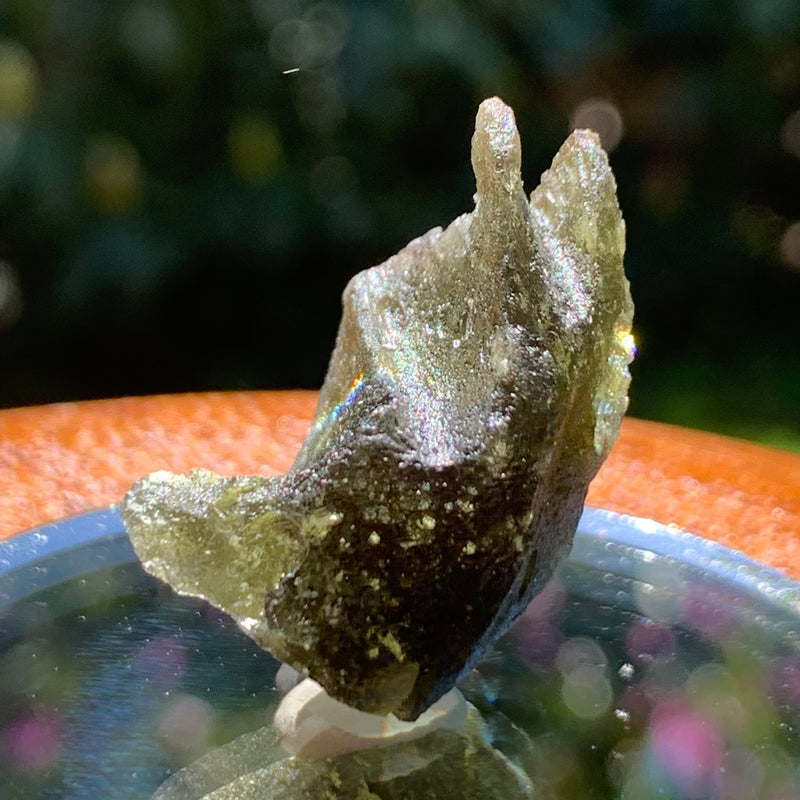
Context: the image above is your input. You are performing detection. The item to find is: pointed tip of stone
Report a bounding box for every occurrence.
[565,127,614,175]
[472,96,522,195]
[567,126,605,151]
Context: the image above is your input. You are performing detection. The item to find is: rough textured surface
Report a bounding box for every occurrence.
[152,708,533,800]
[3,399,800,582]
[121,97,633,720]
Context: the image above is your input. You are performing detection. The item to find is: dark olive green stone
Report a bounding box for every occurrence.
[121,97,633,721]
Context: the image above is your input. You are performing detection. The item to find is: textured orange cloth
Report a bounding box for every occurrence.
[1,392,799,579]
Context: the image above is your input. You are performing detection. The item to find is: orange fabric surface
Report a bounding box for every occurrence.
[1,392,799,580]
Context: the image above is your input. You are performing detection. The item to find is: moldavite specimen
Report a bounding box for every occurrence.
[121,97,634,722]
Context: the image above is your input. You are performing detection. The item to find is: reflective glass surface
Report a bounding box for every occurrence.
[1,508,799,799]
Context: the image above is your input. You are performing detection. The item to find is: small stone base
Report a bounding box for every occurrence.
[274,678,468,759]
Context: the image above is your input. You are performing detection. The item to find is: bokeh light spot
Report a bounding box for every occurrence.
[158,694,215,755]
[780,108,800,159]
[133,635,188,689]
[3,712,63,772]
[269,17,316,70]
[305,3,350,59]
[228,115,283,182]
[269,5,348,71]
[720,746,764,800]
[648,699,722,798]
[520,579,566,622]
[83,134,143,215]
[555,635,608,675]
[779,220,800,271]
[513,618,564,672]
[120,1,184,75]
[625,618,675,666]
[687,663,750,740]
[571,97,624,152]
[0,260,23,330]
[561,663,613,720]
[0,38,39,122]
[556,637,612,720]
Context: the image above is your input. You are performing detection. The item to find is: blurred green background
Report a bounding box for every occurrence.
[0,0,798,450]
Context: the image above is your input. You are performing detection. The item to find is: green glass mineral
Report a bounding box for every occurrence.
[121,96,634,722]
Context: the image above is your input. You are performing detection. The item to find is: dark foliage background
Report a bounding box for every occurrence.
[1,0,799,450]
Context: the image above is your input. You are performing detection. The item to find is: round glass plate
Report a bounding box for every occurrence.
[1,508,799,799]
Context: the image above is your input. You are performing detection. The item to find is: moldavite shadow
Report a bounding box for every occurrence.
[122,96,633,798]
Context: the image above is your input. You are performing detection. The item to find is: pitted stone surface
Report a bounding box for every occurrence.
[122,97,633,721]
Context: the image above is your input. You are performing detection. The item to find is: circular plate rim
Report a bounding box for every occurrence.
[1,506,798,617]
